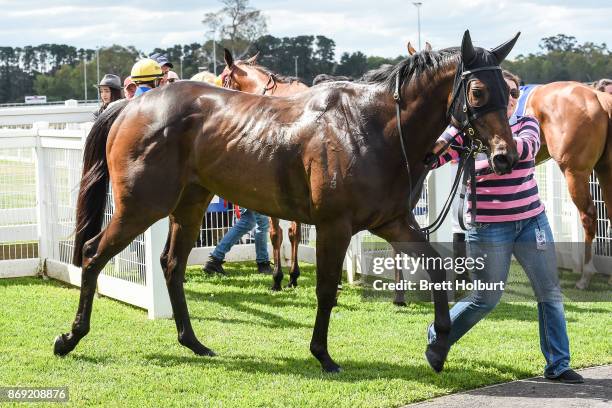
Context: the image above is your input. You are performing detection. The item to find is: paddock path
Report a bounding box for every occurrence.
[405,365,612,408]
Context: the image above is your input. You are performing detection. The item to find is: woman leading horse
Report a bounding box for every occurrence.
[55,30,520,373]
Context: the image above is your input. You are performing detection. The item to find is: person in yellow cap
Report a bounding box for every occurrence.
[130,58,163,97]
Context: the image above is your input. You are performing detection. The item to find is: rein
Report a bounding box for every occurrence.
[393,62,499,237]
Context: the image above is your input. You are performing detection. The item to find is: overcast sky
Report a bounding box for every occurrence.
[1,0,610,60]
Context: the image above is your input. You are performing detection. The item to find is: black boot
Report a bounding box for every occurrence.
[257,261,273,275]
[203,256,226,275]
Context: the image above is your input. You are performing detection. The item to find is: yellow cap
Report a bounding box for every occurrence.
[130,58,163,83]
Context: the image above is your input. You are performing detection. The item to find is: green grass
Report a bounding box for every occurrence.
[0,262,610,407]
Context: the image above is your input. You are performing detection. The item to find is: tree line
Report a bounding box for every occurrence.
[0,34,610,103]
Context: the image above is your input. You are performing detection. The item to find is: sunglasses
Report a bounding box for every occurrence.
[509,87,520,99]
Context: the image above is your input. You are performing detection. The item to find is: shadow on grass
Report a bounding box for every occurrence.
[142,352,533,385]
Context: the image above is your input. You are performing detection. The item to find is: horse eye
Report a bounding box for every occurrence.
[473,89,483,98]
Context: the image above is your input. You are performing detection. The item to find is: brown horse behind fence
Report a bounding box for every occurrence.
[54,31,520,373]
[219,49,309,290]
[525,83,612,288]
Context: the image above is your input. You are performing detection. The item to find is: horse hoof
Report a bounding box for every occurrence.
[393,301,408,307]
[194,347,216,357]
[575,279,588,290]
[286,281,298,289]
[322,362,342,373]
[270,284,282,292]
[53,334,73,356]
[187,342,216,357]
[425,343,448,373]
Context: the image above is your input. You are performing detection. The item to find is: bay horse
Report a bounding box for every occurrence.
[406,44,612,289]
[54,30,520,373]
[219,49,309,290]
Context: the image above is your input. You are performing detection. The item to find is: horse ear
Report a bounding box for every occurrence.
[407,42,417,56]
[223,48,234,67]
[491,32,521,64]
[425,42,432,52]
[461,30,476,65]
[245,51,260,65]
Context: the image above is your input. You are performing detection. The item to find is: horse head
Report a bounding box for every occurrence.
[220,48,272,94]
[447,30,521,175]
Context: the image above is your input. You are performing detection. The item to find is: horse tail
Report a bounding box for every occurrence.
[72,99,129,267]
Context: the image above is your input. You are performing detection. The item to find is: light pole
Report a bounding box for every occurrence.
[412,2,423,51]
[213,36,217,75]
[180,55,184,79]
[293,55,299,78]
[96,46,100,101]
[207,26,218,75]
[83,56,88,101]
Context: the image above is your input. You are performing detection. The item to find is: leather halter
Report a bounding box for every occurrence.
[261,74,277,95]
[393,61,501,236]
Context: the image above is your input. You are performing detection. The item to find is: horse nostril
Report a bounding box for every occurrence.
[492,154,511,173]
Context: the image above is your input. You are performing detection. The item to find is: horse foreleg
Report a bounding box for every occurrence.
[371,215,451,372]
[393,250,407,306]
[269,217,284,291]
[287,221,301,287]
[163,186,215,356]
[310,220,352,372]
[54,211,153,356]
[563,168,598,289]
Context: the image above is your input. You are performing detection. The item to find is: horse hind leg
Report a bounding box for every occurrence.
[54,209,158,356]
[269,217,284,291]
[162,185,216,356]
[287,221,301,287]
[310,220,352,372]
[563,168,598,289]
[595,154,612,285]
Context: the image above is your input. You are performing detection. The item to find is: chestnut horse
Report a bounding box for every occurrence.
[54,31,520,373]
[219,49,309,290]
[525,83,612,289]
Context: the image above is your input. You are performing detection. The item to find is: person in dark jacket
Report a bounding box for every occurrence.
[94,74,122,119]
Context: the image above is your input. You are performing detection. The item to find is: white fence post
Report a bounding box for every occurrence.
[279,219,292,267]
[144,217,172,319]
[428,165,453,242]
[345,234,357,284]
[33,121,50,262]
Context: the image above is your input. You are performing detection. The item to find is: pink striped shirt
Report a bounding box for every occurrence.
[434,115,545,223]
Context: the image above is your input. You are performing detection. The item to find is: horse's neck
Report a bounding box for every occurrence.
[400,68,456,149]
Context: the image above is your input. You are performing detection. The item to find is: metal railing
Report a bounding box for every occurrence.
[1,123,610,318]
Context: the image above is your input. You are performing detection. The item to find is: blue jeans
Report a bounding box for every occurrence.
[429,211,571,377]
[211,208,270,264]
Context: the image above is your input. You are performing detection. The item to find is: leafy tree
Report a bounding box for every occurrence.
[503,34,612,83]
[202,0,267,68]
[336,51,368,78]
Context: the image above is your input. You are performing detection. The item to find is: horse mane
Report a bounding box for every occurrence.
[239,60,302,84]
[362,48,460,92]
